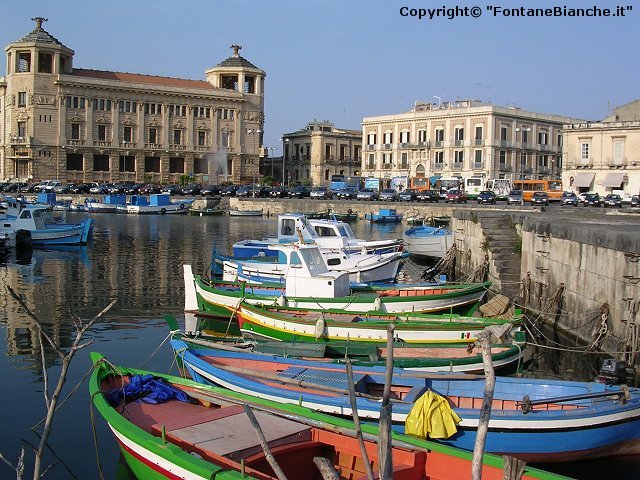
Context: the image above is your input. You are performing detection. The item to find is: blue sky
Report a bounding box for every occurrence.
[2,0,638,153]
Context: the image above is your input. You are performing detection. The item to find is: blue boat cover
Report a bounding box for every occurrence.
[107,374,191,406]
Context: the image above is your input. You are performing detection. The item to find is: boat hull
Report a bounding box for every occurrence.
[403,226,453,259]
[173,342,640,462]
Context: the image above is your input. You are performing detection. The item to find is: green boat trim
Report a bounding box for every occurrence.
[89,352,569,480]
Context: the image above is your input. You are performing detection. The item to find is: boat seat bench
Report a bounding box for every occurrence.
[126,400,313,461]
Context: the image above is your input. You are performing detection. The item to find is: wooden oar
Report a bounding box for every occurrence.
[208,362,411,403]
[518,386,630,414]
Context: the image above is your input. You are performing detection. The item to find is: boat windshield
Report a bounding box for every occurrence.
[300,247,327,273]
[336,225,351,238]
[314,226,337,237]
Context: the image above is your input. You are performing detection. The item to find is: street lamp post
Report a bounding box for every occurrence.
[515,126,531,182]
[246,128,262,197]
[280,137,290,187]
[268,146,276,182]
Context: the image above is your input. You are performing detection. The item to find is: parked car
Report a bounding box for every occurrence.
[561,191,579,206]
[139,184,162,195]
[445,189,468,203]
[18,183,37,193]
[257,186,272,198]
[42,180,62,192]
[631,195,640,208]
[181,184,202,196]
[577,191,596,203]
[161,185,182,196]
[53,184,73,194]
[415,190,440,203]
[107,183,126,194]
[335,187,359,200]
[288,185,312,199]
[379,188,399,201]
[310,187,333,200]
[269,186,289,198]
[236,185,255,197]
[201,185,222,196]
[507,190,524,205]
[356,188,378,201]
[477,190,497,205]
[603,193,623,208]
[2,182,20,193]
[125,183,144,195]
[531,191,549,206]
[89,183,108,194]
[583,193,603,207]
[221,185,239,197]
[398,189,417,202]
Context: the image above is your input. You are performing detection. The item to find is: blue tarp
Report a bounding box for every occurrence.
[429,175,442,185]
[106,374,191,406]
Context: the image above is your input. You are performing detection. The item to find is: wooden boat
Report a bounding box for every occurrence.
[167,316,526,373]
[85,194,127,213]
[365,208,403,223]
[185,264,490,319]
[1,196,93,245]
[235,301,518,344]
[232,213,402,258]
[90,352,562,479]
[216,243,404,284]
[118,194,193,214]
[189,207,225,216]
[229,209,263,216]
[403,225,453,259]
[330,210,359,222]
[170,340,640,462]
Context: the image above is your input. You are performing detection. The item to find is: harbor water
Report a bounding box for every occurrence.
[0,212,637,479]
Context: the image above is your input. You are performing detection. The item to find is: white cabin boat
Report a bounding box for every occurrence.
[232,213,403,258]
[1,197,92,246]
[85,194,127,213]
[118,194,192,214]
[219,245,403,284]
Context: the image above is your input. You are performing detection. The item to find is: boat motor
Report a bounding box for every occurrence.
[595,358,635,385]
[421,266,439,283]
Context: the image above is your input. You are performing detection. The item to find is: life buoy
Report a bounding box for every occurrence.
[161,208,167,214]
[180,203,185,209]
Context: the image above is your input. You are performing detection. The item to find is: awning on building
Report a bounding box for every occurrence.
[602,172,626,188]
[429,175,442,185]
[572,172,595,188]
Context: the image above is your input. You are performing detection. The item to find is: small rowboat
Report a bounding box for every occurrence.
[189,207,225,216]
[171,339,640,462]
[229,209,263,217]
[90,352,562,479]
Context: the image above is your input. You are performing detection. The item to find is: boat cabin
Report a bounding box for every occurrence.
[277,214,352,250]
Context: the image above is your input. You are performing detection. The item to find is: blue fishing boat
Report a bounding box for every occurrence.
[1,197,92,246]
[365,208,403,223]
[85,194,127,213]
[171,338,640,463]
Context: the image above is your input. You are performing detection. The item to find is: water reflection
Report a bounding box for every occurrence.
[0,213,636,479]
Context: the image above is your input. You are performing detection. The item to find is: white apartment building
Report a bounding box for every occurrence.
[362,100,581,188]
[563,99,640,197]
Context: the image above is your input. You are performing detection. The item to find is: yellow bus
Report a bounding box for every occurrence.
[513,179,563,202]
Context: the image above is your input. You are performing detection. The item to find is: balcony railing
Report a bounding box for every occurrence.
[433,140,443,148]
[451,162,463,170]
[454,140,464,147]
[498,163,511,172]
[432,163,444,170]
[366,162,376,169]
[538,166,550,174]
[399,142,410,149]
[398,162,409,169]
[10,136,32,146]
[366,144,376,151]
[382,144,393,150]
[67,139,86,146]
[474,139,484,146]
[381,163,392,170]
[93,140,109,147]
[121,141,137,149]
[169,144,187,151]
[473,162,484,170]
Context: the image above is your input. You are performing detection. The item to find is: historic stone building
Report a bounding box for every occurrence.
[281,121,361,187]
[361,100,580,188]
[562,99,640,197]
[0,18,265,185]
